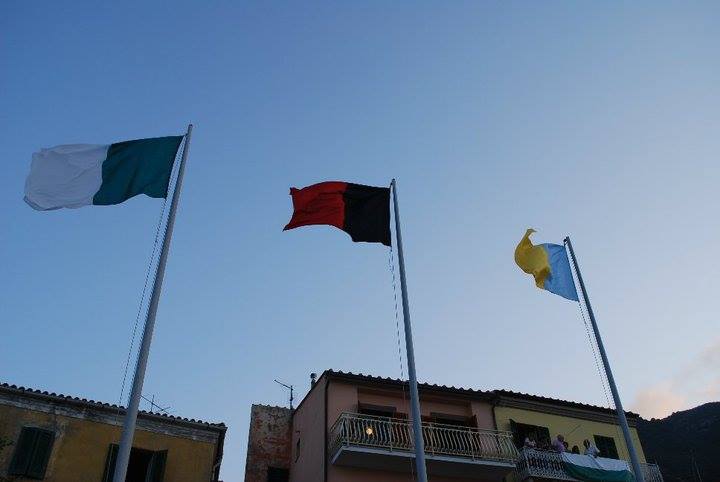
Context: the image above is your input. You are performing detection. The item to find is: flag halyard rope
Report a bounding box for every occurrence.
[388,192,415,481]
[577,298,630,461]
[117,196,168,414]
[116,137,185,414]
[572,261,629,461]
[388,246,406,382]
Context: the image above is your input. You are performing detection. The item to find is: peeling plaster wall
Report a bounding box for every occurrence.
[0,403,220,482]
[244,404,292,482]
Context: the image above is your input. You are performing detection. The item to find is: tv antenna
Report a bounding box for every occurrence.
[274,379,294,410]
[141,394,171,414]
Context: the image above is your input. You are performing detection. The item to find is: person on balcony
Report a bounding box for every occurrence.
[583,439,601,457]
[552,434,566,453]
[524,434,537,449]
[571,445,581,454]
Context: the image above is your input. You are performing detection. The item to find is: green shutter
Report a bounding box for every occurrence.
[8,427,54,479]
[26,429,54,479]
[509,419,520,447]
[146,450,167,482]
[102,444,119,482]
[9,427,38,475]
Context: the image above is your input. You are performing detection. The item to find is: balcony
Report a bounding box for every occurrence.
[329,412,519,479]
[514,448,664,482]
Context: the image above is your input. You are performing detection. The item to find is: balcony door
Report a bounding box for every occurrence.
[510,419,551,449]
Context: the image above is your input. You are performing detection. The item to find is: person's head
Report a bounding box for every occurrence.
[557,434,564,442]
[572,445,580,454]
[583,439,590,448]
[563,441,569,449]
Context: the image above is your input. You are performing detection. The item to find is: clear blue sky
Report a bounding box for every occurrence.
[3,2,719,479]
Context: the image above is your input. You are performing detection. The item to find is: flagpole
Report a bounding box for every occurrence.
[390,179,428,482]
[564,236,645,482]
[112,124,193,482]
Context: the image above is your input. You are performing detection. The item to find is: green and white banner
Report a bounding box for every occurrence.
[24,136,183,210]
[561,453,634,482]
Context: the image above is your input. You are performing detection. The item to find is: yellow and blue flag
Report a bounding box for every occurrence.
[514,229,579,301]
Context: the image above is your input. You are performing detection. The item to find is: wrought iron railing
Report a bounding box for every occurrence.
[329,412,519,464]
[640,462,666,482]
[514,448,576,481]
[513,448,664,482]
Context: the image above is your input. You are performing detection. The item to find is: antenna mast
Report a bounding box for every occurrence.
[274,379,294,410]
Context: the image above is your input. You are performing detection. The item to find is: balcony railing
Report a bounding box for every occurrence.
[514,448,664,482]
[329,412,519,465]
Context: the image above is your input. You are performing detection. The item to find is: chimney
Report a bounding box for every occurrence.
[310,373,317,388]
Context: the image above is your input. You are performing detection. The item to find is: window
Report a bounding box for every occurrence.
[509,420,551,449]
[267,466,289,482]
[593,435,619,459]
[429,412,474,427]
[8,427,55,479]
[102,444,167,482]
[358,403,396,418]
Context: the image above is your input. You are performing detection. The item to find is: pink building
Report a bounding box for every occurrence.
[244,370,518,482]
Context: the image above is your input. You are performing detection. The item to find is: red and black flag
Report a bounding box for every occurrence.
[283,181,391,246]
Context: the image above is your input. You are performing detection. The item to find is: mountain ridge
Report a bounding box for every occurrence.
[638,401,720,482]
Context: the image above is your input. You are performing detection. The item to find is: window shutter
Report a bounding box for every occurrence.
[594,435,619,459]
[9,427,38,475]
[147,450,167,482]
[102,444,119,482]
[509,419,521,447]
[26,429,55,479]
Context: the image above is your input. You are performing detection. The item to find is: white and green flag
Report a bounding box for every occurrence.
[24,136,184,210]
[561,453,634,482]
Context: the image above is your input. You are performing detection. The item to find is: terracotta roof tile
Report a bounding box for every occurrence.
[0,382,226,429]
[320,369,638,418]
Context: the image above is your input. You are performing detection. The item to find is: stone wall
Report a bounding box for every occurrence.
[244,404,292,482]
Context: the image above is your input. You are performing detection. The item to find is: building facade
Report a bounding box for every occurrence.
[244,405,292,482]
[0,382,226,482]
[492,390,661,482]
[244,370,664,482]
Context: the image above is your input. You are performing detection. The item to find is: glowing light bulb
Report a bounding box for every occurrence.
[365,426,374,436]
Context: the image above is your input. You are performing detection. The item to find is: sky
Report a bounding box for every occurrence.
[2,1,720,479]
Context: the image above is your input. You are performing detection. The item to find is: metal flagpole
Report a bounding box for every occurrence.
[113,124,194,482]
[390,179,428,482]
[564,236,645,482]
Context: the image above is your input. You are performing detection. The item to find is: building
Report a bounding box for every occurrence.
[0,382,226,482]
[244,405,292,482]
[492,390,660,482]
[245,370,517,482]
[244,370,664,482]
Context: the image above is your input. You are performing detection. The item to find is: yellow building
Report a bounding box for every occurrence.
[0,382,226,482]
[492,390,662,482]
